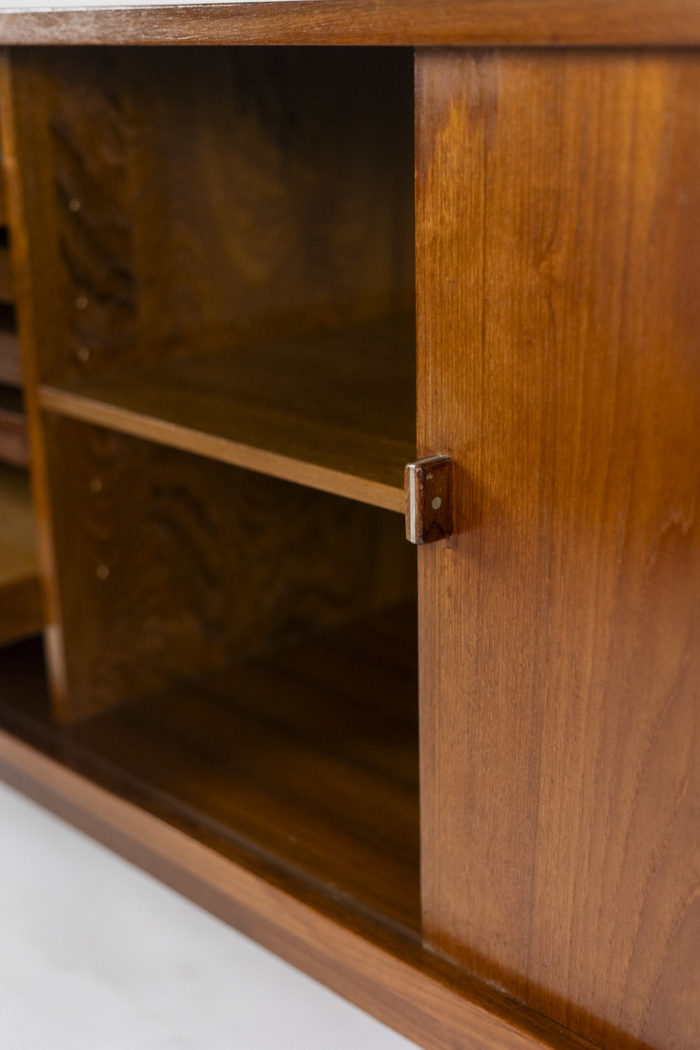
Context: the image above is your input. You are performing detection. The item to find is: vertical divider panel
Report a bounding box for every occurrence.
[0,49,136,714]
[0,49,68,706]
[415,47,699,1050]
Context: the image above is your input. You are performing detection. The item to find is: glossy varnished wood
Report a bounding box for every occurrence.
[417,49,699,1050]
[0,1,697,47]
[0,465,41,644]
[40,317,415,512]
[0,27,697,1050]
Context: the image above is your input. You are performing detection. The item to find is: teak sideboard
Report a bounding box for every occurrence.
[0,6,697,1050]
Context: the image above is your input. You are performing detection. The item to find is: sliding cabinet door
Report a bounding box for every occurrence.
[416,48,699,1050]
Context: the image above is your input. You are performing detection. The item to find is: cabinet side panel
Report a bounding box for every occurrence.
[416,48,699,1050]
[0,51,66,700]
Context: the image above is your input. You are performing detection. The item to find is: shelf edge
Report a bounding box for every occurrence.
[39,384,406,514]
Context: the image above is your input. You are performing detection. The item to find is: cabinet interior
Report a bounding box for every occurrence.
[28,46,416,506]
[4,46,422,940]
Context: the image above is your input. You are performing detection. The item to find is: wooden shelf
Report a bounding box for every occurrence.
[39,318,415,513]
[0,603,419,936]
[0,464,42,645]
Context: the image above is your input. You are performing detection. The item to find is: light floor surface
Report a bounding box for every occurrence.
[0,780,419,1050]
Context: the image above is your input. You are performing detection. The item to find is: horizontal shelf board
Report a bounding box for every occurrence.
[0,604,420,937]
[0,464,42,644]
[40,321,415,514]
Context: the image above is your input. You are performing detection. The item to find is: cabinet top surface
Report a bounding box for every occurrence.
[0,0,697,47]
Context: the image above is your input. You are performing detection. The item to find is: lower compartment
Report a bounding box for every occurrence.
[0,602,419,937]
[0,638,591,1050]
[21,416,421,936]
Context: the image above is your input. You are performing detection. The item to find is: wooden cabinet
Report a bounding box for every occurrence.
[0,11,697,1050]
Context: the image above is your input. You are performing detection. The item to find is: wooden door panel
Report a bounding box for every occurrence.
[416,48,699,1050]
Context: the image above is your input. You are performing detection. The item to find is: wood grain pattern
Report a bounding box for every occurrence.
[0,1,697,47]
[9,48,414,388]
[3,33,697,1050]
[0,638,607,1050]
[417,49,699,1050]
[0,465,42,644]
[11,48,141,387]
[43,416,416,720]
[39,317,415,512]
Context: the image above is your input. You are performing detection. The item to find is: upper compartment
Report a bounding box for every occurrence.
[12,47,416,510]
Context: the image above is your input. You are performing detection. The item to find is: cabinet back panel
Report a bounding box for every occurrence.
[44,416,416,720]
[9,47,415,384]
[417,48,699,1050]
